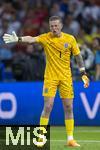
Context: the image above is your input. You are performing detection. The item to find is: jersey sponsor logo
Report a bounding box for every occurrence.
[64,43,68,48]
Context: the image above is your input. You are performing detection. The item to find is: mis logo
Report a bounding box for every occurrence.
[64,43,68,48]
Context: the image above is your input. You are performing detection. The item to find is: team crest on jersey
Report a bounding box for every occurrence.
[64,43,68,48]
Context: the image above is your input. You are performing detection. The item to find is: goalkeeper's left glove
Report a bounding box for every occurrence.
[81,72,89,88]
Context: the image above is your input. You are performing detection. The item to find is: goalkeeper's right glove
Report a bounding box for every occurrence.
[3,31,18,43]
[81,72,89,88]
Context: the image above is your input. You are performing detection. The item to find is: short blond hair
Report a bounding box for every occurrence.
[49,16,62,23]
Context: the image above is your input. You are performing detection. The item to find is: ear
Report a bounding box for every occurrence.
[61,23,63,29]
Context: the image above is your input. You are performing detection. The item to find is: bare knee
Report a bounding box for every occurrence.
[45,103,53,114]
[64,104,73,113]
[42,103,53,117]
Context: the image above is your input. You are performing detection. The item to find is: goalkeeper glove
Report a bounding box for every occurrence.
[3,31,19,43]
[81,72,89,88]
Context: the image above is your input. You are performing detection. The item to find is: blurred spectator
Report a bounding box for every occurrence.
[80,44,95,70]
[82,0,100,22]
[71,43,95,80]
[80,44,95,79]
[12,43,45,81]
[63,14,80,36]
[60,0,69,14]
[92,37,100,80]
[7,12,21,34]
[12,51,33,81]
[68,0,84,19]
[39,21,49,34]
[25,44,45,81]
[50,2,65,18]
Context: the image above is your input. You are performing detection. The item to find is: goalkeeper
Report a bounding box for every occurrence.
[3,16,89,147]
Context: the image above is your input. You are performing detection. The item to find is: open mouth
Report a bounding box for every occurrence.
[53,31,57,34]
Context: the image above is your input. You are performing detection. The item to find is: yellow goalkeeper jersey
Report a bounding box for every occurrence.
[36,32,80,80]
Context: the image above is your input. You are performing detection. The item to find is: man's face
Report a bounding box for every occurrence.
[49,20,63,36]
[93,38,99,49]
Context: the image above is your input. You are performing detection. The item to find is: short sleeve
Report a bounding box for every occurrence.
[71,36,80,56]
[36,33,47,46]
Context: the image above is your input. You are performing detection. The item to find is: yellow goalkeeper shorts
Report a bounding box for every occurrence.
[43,79,74,99]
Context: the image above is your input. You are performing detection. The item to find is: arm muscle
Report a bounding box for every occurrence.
[74,54,85,71]
[20,36,38,43]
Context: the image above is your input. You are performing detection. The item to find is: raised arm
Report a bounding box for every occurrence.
[74,53,89,88]
[3,31,38,44]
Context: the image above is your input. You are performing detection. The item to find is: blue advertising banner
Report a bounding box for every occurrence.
[0,82,100,126]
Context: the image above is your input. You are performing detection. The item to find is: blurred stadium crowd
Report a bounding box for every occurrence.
[0,0,100,81]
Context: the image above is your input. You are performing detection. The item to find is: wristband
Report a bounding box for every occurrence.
[79,67,85,72]
[18,37,22,42]
[80,71,87,77]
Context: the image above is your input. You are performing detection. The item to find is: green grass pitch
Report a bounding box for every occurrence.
[50,126,100,150]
